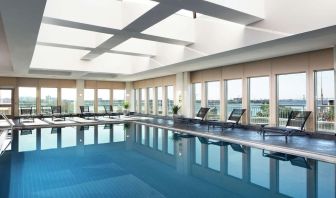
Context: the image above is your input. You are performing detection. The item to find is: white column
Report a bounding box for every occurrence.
[76,80,84,113]
[175,72,191,117]
[125,82,133,111]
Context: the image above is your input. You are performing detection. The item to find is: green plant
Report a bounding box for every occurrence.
[172,105,181,114]
[123,101,129,109]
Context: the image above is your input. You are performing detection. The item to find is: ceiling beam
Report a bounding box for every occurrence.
[152,0,263,25]
[37,42,155,57]
[42,17,193,46]
[81,3,181,60]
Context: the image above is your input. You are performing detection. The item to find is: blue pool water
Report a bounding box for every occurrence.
[0,123,335,198]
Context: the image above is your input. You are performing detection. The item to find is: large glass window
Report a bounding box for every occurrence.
[113,89,125,113]
[277,73,306,126]
[40,88,57,113]
[192,83,202,117]
[167,86,174,116]
[227,79,242,118]
[249,77,270,124]
[97,89,110,113]
[0,89,12,116]
[61,88,76,113]
[156,87,163,115]
[84,89,94,111]
[315,70,335,133]
[148,88,154,114]
[19,87,36,114]
[140,88,146,113]
[206,81,220,120]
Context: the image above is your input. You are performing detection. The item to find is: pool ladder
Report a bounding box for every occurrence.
[0,113,13,156]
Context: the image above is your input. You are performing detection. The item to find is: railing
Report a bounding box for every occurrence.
[0,113,13,156]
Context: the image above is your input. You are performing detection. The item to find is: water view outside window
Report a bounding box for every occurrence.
[206,81,220,120]
[192,83,202,117]
[277,73,306,126]
[227,79,242,118]
[84,89,95,112]
[40,88,57,114]
[19,87,37,114]
[140,88,146,113]
[61,88,76,113]
[148,88,154,114]
[97,89,109,113]
[167,86,174,115]
[315,70,335,133]
[156,87,163,115]
[249,77,270,124]
[0,89,12,115]
[113,89,125,113]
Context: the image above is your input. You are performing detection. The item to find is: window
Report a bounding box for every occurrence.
[206,81,220,120]
[0,89,12,116]
[61,88,76,113]
[156,87,163,115]
[113,89,125,113]
[84,89,95,111]
[40,88,57,113]
[148,88,154,114]
[192,83,202,117]
[227,79,242,118]
[277,73,306,126]
[249,77,270,124]
[140,88,146,113]
[97,89,110,113]
[167,86,174,115]
[19,87,36,114]
[315,70,335,133]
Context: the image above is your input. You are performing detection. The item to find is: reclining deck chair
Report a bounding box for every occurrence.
[207,109,246,131]
[261,110,311,141]
[51,106,65,121]
[80,106,96,119]
[178,107,210,124]
[103,105,118,118]
[19,107,34,123]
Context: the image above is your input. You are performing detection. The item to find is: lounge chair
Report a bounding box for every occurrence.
[103,105,119,118]
[51,106,65,121]
[177,107,210,124]
[80,106,95,119]
[261,110,311,140]
[19,107,34,123]
[207,109,246,131]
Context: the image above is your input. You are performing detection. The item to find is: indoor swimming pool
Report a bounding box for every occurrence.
[0,123,335,198]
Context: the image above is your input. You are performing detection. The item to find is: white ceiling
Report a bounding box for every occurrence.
[0,0,336,81]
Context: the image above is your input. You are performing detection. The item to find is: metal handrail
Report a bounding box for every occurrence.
[0,113,13,156]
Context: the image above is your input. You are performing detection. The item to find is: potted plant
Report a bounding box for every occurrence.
[172,105,181,120]
[123,101,129,116]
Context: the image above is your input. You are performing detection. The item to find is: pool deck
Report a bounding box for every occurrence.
[134,118,336,164]
[5,116,336,164]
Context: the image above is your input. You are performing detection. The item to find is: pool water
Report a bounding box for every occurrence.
[0,124,335,198]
